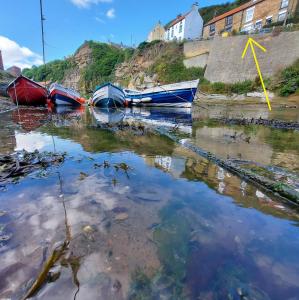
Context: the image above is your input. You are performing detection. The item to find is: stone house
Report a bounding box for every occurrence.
[203,0,299,38]
[6,66,21,77]
[0,50,4,71]
[147,21,165,42]
[165,3,204,42]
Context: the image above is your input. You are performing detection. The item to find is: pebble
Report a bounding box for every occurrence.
[83,225,94,234]
[114,213,129,221]
[48,265,61,282]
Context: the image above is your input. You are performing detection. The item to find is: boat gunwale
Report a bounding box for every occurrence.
[6,75,48,94]
[94,82,124,95]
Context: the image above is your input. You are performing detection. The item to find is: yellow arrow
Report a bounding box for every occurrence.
[242,38,272,111]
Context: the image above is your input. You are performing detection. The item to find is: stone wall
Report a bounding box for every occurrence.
[184,40,212,58]
[184,54,209,69]
[204,31,299,83]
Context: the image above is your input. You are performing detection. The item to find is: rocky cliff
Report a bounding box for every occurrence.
[0,70,14,97]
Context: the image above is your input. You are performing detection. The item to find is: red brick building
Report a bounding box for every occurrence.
[203,0,299,38]
[7,66,21,77]
[0,50,4,71]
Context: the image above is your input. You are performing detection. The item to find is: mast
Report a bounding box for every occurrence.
[40,0,46,65]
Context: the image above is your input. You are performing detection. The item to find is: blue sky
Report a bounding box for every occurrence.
[0,0,232,69]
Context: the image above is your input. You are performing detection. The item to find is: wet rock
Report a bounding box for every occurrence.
[79,172,89,180]
[114,213,129,221]
[112,279,122,292]
[47,265,61,282]
[83,225,95,234]
[112,207,128,214]
[0,210,7,217]
[0,233,12,241]
[0,150,65,186]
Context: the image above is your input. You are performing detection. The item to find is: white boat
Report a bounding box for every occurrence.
[124,79,199,108]
[91,83,126,108]
[49,83,85,106]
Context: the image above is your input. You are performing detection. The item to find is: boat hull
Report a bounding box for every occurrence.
[49,84,84,106]
[92,83,125,108]
[125,80,199,108]
[6,76,48,106]
[50,93,82,106]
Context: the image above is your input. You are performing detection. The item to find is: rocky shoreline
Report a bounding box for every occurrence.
[214,117,299,130]
[0,97,15,114]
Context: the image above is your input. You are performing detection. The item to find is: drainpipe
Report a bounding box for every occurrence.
[239,9,245,32]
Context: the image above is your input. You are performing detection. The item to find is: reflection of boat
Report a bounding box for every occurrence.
[6,75,48,106]
[12,107,49,131]
[49,83,85,106]
[49,105,85,116]
[91,83,125,108]
[91,107,125,125]
[128,107,193,134]
[124,80,199,108]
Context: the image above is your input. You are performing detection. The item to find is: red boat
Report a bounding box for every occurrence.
[6,75,48,106]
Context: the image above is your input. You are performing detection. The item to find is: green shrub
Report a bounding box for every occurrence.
[230,80,255,94]
[276,59,299,96]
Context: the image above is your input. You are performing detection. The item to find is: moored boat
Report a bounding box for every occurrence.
[124,79,199,108]
[91,83,125,108]
[6,75,48,106]
[49,83,85,106]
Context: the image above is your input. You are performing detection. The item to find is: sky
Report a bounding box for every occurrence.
[0,0,232,69]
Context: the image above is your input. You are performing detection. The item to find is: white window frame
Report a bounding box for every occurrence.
[278,9,288,22]
[266,15,273,24]
[255,19,263,29]
[245,7,255,23]
[281,0,289,9]
[242,23,254,32]
[179,21,183,33]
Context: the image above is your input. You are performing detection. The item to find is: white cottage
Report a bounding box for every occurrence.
[165,3,204,42]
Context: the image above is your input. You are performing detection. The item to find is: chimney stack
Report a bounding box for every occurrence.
[192,2,199,10]
[0,50,4,71]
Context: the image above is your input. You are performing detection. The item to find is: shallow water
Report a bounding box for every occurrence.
[0,106,299,300]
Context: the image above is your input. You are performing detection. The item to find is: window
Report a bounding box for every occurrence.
[171,27,174,37]
[242,23,254,32]
[266,16,272,25]
[278,10,287,22]
[245,7,255,23]
[281,0,289,9]
[225,15,233,26]
[255,20,262,30]
[179,21,183,33]
[225,15,233,31]
[167,30,170,40]
[210,23,216,35]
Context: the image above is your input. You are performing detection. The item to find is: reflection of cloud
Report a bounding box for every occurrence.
[15,131,53,152]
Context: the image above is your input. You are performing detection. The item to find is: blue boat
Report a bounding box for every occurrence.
[91,83,125,108]
[124,79,199,108]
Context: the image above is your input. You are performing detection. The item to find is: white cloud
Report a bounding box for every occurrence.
[106,8,115,18]
[0,36,43,70]
[95,17,105,23]
[71,0,112,9]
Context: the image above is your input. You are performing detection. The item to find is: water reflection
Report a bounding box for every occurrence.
[91,108,126,125]
[0,106,299,299]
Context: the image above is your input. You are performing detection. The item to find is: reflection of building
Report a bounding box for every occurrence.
[145,155,186,178]
[7,66,21,77]
[0,50,3,70]
[147,21,166,42]
[203,0,299,38]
